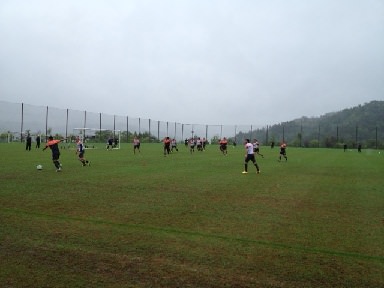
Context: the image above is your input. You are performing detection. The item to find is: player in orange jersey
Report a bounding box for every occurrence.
[219,137,228,155]
[163,137,171,156]
[43,136,66,172]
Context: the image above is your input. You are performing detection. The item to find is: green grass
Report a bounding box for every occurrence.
[1,143,383,287]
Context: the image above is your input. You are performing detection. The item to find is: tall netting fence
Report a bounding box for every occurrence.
[0,101,383,148]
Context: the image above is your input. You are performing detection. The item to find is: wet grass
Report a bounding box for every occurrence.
[1,143,383,287]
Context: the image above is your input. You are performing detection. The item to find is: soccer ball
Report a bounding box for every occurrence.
[36,164,43,170]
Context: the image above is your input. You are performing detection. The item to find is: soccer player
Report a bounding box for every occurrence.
[242,139,260,174]
[202,138,207,151]
[219,137,228,155]
[35,134,41,149]
[76,137,90,166]
[189,138,195,154]
[163,136,171,156]
[43,136,66,172]
[25,133,32,151]
[171,138,178,152]
[106,137,113,150]
[196,137,203,151]
[279,142,287,161]
[133,136,141,154]
[252,139,264,158]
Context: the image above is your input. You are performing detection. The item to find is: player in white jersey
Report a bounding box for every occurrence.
[133,136,141,154]
[189,138,195,154]
[196,137,203,151]
[242,139,260,174]
[252,139,264,158]
[76,137,90,166]
[171,138,178,152]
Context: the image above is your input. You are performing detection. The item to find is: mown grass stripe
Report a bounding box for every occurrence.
[3,207,383,263]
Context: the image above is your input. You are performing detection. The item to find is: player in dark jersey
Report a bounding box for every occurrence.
[106,137,113,150]
[26,133,32,151]
[279,142,287,162]
[43,136,66,172]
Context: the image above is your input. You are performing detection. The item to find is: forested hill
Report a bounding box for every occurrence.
[237,100,384,148]
[311,100,384,128]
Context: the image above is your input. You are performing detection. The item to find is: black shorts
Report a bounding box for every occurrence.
[245,154,256,163]
[52,152,60,161]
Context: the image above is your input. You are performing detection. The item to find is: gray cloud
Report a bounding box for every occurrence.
[1,0,383,126]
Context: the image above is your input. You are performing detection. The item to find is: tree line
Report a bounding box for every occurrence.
[234,101,384,149]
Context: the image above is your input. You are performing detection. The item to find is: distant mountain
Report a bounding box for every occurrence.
[235,101,384,149]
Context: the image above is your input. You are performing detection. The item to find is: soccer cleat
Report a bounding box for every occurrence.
[242,171,248,174]
[56,167,62,172]
[257,170,260,174]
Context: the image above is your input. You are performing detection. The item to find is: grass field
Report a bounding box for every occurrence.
[1,142,383,287]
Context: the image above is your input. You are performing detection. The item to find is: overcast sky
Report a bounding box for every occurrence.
[1,0,383,126]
